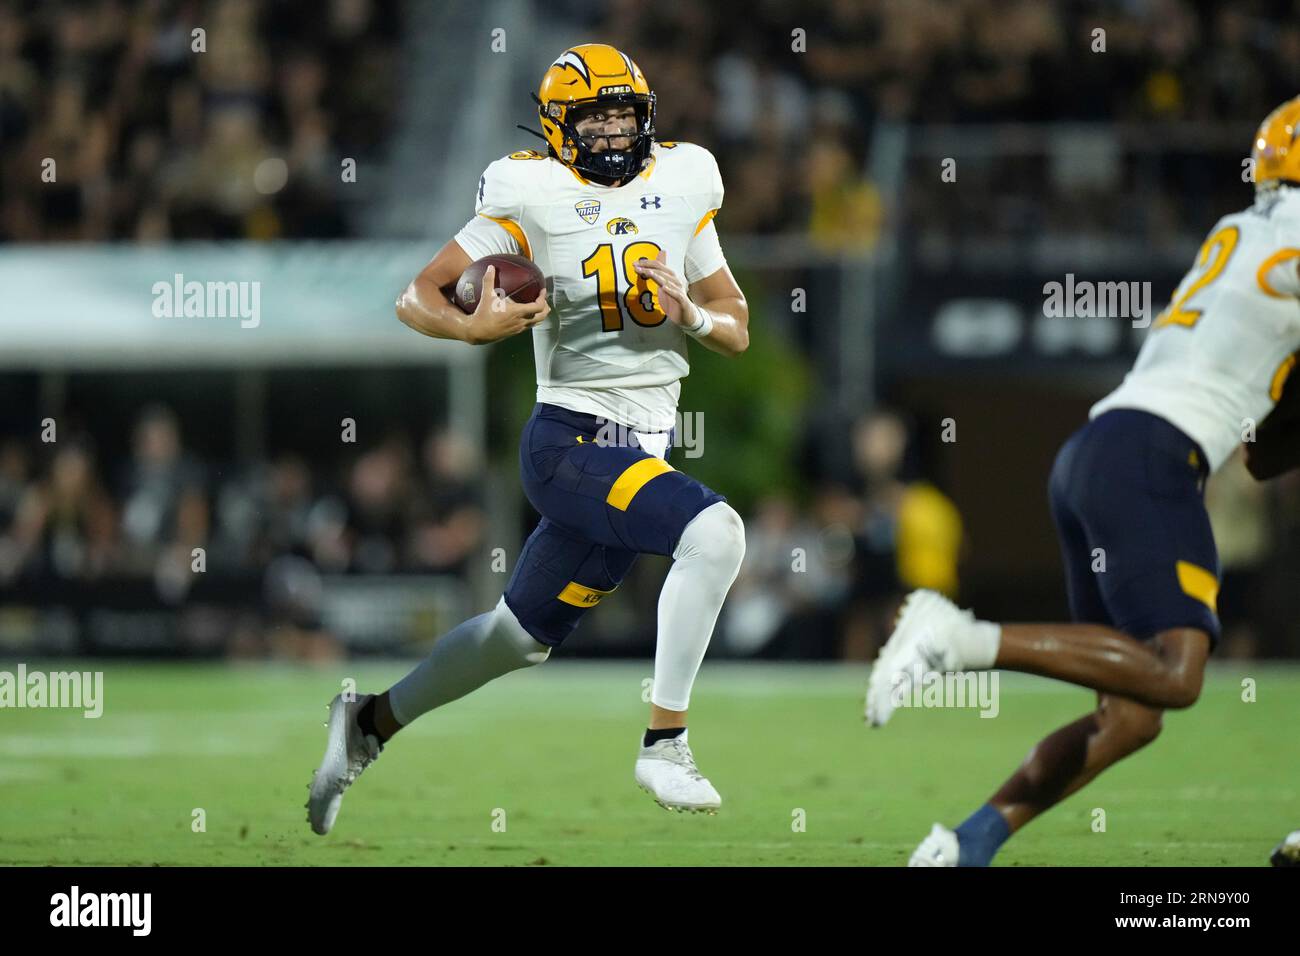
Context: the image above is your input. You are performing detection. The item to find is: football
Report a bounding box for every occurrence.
[453,254,545,313]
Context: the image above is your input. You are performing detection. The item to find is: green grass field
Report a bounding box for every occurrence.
[1,660,1296,866]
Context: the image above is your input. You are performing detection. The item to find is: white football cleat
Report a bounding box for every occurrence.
[635,730,721,813]
[306,692,382,835]
[865,589,971,728]
[909,823,961,867]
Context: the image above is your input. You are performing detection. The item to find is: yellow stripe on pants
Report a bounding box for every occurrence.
[606,457,673,511]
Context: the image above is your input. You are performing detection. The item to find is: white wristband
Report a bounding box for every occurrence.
[684,303,714,338]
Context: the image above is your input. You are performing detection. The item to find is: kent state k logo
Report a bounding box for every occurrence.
[640,196,662,210]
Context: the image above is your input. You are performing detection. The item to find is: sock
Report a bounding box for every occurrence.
[643,726,685,747]
[651,503,746,711]
[387,598,551,725]
[355,695,389,747]
[953,802,1011,866]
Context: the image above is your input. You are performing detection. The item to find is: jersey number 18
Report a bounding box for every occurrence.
[582,241,667,331]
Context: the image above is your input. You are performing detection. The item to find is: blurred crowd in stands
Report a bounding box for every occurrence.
[0,400,965,659]
[0,0,400,241]
[586,0,1300,248]
[721,409,962,659]
[6,0,1299,246]
[0,406,487,592]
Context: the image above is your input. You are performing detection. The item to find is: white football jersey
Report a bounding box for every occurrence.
[453,141,728,432]
[1092,188,1300,470]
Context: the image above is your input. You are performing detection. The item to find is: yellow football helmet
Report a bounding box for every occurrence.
[1253,95,1300,192]
[530,44,656,184]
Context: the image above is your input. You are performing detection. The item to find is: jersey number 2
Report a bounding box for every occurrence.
[582,241,666,331]
[1153,225,1240,329]
[1151,224,1294,401]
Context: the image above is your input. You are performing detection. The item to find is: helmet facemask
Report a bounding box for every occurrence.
[543,92,656,185]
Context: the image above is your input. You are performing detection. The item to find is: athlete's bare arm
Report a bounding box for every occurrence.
[686,263,749,357]
[396,239,550,345]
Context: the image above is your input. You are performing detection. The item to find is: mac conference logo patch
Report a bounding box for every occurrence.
[575,199,601,225]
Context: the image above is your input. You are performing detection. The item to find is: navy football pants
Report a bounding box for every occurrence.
[1048,408,1220,645]
[503,403,725,646]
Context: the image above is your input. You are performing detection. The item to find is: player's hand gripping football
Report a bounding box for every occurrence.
[633,250,704,332]
[466,264,550,345]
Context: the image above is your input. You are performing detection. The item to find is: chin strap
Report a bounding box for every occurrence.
[516,92,551,145]
[515,124,549,144]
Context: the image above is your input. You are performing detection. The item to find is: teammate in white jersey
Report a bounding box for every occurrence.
[307,44,750,834]
[864,96,1300,866]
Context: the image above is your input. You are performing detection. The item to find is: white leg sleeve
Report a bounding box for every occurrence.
[651,502,746,712]
[387,597,550,726]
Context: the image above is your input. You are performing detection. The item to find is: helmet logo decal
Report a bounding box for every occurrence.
[551,50,591,84]
[575,199,601,225]
[606,217,638,235]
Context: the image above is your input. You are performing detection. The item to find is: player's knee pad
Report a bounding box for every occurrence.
[504,518,641,647]
[675,501,746,572]
[486,597,551,669]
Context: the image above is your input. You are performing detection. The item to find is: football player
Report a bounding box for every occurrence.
[866,96,1300,866]
[307,44,750,834]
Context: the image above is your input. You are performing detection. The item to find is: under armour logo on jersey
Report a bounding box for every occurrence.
[478,175,485,204]
[640,196,662,209]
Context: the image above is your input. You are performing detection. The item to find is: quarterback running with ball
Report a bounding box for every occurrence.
[867,96,1300,866]
[307,44,749,833]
